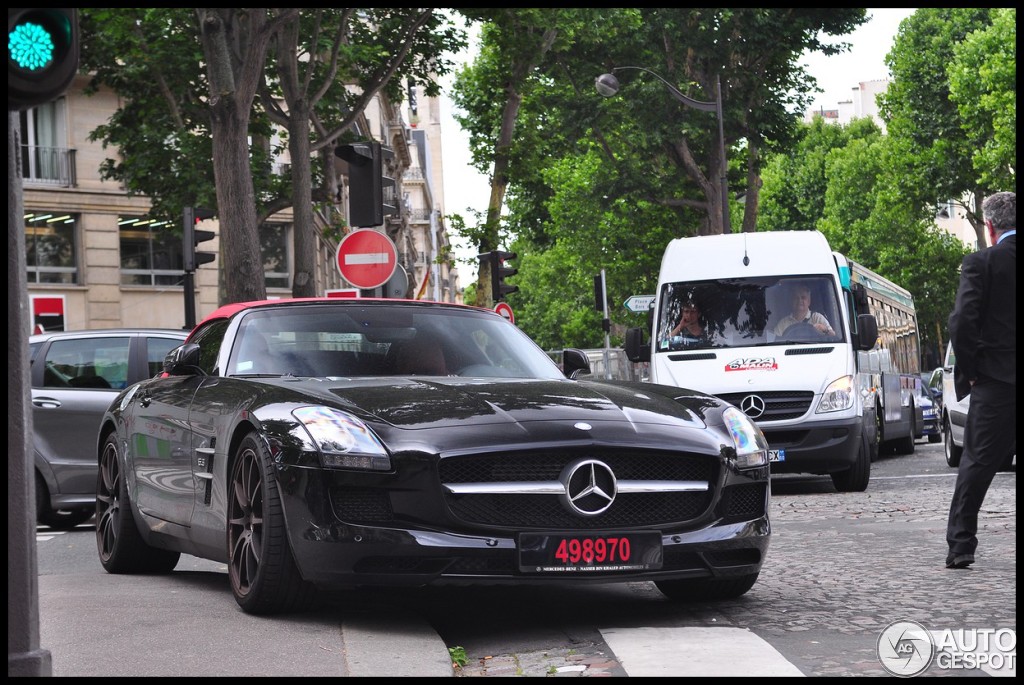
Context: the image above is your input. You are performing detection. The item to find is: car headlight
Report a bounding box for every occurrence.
[817,375,855,414]
[292,406,391,471]
[723,406,768,469]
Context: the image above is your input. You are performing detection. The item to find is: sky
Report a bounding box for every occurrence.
[438,9,917,282]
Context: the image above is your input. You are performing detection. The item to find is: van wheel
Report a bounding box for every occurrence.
[831,439,871,492]
[943,418,962,468]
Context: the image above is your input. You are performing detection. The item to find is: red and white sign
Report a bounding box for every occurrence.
[336,229,398,290]
[325,288,360,299]
[31,294,66,333]
[494,301,514,324]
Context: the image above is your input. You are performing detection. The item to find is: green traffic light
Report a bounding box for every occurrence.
[9,20,57,72]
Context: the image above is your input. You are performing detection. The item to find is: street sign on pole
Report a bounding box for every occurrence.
[494,301,514,324]
[336,229,398,290]
[624,294,656,313]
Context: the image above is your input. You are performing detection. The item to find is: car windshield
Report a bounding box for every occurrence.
[227,303,566,380]
[655,275,843,352]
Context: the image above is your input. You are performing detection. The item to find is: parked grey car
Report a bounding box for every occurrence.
[29,328,188,528]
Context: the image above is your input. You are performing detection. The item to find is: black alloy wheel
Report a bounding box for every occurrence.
[227,433,314,615]
[96,433,180,573]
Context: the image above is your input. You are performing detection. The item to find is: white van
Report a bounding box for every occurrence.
[625,231,880,492]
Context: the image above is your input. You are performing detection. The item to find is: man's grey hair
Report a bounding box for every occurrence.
[982,191,1015,233]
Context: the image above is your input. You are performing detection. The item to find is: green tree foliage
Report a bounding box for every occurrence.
[452,9,868,346]
[947,8,1016,192]
[79,8,464,304]
[761,116,968,367]
[878,8,1009,248]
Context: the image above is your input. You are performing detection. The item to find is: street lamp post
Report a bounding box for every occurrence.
[595,66,731,234]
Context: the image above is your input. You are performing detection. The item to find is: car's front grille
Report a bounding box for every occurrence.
[440,450,717,529]
[716,391,814,421]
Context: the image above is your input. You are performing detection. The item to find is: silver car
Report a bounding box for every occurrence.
[29,328,188,528]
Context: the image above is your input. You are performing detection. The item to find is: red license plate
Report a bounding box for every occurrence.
[518,532,662,573]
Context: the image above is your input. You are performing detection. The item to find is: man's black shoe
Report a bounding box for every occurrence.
[946,554,975,569]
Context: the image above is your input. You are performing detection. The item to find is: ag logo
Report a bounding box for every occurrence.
[877,620,934,677]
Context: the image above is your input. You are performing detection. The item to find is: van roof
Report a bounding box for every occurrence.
[660,230,834,281]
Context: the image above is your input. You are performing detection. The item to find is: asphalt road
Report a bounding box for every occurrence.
[35,439,1015,677]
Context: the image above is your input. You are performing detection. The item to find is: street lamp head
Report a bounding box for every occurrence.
[595,73,620,98]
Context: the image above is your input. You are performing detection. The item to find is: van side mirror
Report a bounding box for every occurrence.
[856,314,878,351]
[624,327,651,363]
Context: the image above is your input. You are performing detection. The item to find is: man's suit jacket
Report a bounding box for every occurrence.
[948,233,1016,401]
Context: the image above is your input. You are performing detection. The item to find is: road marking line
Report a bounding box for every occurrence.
[600,626,805,677]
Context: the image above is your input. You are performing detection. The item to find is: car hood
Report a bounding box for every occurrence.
[318,377,702,426]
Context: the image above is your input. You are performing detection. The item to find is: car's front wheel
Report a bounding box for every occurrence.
[831,437,871,493]
[96,433,180,573]
[655,573,759,601]
[943,418,962,468]
[227,432,315,615]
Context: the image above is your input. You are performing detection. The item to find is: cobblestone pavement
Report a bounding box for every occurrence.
[452,456,1016,677]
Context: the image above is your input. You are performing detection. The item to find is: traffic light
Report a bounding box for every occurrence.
[183,206,216,272]
[487,250,518,302]
[335,141,395,227]
[8,8,79,111]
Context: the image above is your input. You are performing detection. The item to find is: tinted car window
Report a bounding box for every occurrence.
[43,337,131,390]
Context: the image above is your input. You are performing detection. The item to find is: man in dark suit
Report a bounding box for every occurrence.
[946,191,1016,569]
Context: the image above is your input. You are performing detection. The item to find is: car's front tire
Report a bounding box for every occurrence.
[227,432,315,615]
[96,433,181,574]
[655,572,759,601]
[943,418,962,468]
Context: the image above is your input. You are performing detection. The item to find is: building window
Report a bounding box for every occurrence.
[119,215,183,286]
[25,212,78,284]
[262,222,291,289]
[19,98,74,185]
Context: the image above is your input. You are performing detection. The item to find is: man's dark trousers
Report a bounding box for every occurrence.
[946,378,1016,562]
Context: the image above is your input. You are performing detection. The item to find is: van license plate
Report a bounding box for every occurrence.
[769,450,785,463]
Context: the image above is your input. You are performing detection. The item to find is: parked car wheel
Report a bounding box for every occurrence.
[655,573,760,601]
[36,473,93,530]
[227,433,315,615]
[943,418,963,468]
[96,433,181,573]
[928,432,942,444]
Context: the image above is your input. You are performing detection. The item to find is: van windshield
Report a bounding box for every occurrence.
[655,275,844,352]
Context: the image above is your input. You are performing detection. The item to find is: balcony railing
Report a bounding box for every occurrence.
[21,145,77,187]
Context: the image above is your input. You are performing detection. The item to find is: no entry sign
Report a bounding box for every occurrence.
[336,229,398,289]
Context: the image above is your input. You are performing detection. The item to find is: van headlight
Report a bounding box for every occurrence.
[817,375,855,414]
[723,406,768,469]
[292,406,391,470]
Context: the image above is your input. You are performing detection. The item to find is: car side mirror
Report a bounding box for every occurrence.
[562,348,591,379]
[163,343,204,376]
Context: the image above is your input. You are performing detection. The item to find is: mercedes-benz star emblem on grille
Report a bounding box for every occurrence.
[740,394,766,419]
[560,459,617,516]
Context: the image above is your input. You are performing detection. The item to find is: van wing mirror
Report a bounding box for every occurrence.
[624,327,651,363]
[856,314,878,351]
